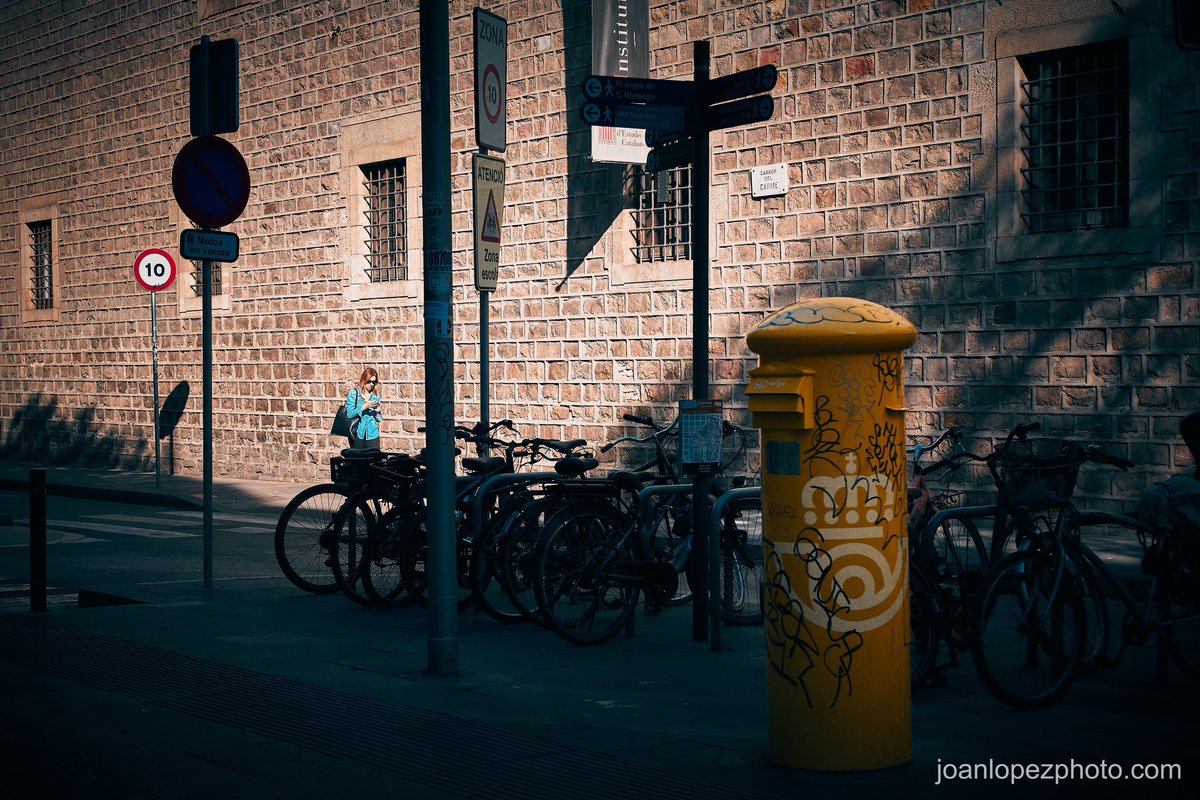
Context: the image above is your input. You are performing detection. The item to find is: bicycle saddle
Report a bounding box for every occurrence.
[539,438,588,454]
[554,456,599,478]
[609,471,657,492]
[462,456,507,476]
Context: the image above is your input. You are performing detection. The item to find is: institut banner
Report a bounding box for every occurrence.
[591,0,650,164]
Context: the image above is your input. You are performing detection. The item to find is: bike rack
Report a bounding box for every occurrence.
[708,486,760,651]
[468,472,562,540]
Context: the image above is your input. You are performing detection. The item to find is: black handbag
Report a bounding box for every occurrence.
[331,390,361,443]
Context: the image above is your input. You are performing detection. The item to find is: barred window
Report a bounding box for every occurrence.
[362,159,407,281]
[190,264,223,297]
[28,220,53,309]
[1019,41,1128,234]
[629,165,691,263]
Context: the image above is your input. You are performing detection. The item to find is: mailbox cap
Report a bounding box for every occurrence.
[747,297,918,356]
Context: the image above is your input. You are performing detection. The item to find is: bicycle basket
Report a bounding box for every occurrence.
[995,438,1085,507]
[330,455,374,486]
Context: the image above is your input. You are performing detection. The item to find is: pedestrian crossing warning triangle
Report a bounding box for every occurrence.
[481,190,501,243]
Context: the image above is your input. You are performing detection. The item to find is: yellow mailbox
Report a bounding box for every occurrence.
[745,297,918,771]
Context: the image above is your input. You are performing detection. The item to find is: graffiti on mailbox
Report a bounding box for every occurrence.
[760,300,910,330]
[763,354,908,709]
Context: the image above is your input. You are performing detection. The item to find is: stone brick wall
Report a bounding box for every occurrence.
[1,0,1197,507]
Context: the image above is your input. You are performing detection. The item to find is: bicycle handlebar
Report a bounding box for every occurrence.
[1084,445,1135,471]
[918,449,982,477]
[601,416,680,453]
[908,425,963,465]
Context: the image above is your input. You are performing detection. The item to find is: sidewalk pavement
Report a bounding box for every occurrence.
[1,460,1198,799]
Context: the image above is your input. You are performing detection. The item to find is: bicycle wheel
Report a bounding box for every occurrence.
[470,514,525,623]
[971,549,1085,709]
[922,515,987,590]
[361,505,418,608]
[910,565,941,688]
[717,497,764,625]
[921,515,987,644]
[400,511,477,611]
[534,502,640,646]
[1070,549,1111,671]
[274,484,352,594]
[498,498,557,624]
[649,505,693,607]
[327,495,380,606]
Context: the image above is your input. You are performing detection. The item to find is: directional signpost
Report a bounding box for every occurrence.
[582,75,694,105]
[706,94,774,131]
[646,138,692,174]
[579,48,779,649]
[580,100,689,133]
[134,248,177,489]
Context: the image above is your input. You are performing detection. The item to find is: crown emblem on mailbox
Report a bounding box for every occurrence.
[800,453,895,537]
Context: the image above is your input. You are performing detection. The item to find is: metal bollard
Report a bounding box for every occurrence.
[30,469,47,613]
[746,298,918,771]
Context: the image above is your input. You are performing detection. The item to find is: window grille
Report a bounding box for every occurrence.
[190,263,223,296]
[629,165,691,263]
[362,159,407,281]
[1019,41,1128,234]
[28,220,53,309]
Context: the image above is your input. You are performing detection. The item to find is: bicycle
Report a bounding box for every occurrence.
[467,439,598,623]
[968,438,1155,709]
[274,447,396,595]
[320,420,515,608]
[530,420,762,645]
[494,413,687,625]
[908,423,1094,682]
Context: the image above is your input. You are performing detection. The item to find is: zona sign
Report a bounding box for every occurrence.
[134,249,177,292]
[474,8,507,152]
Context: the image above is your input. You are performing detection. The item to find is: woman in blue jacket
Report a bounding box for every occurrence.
[346,367,382,450]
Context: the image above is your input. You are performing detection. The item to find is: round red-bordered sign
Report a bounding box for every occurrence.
[482,63,503,124]
[134,249,177,292]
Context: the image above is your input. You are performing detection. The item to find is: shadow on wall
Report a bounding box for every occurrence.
[0,394,151,469]
[158,381,191,476]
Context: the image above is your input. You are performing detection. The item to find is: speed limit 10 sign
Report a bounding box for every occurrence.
[134,249,177,292]
[474,8,507,152]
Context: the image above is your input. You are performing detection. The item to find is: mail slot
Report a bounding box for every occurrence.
[746,369,814,430]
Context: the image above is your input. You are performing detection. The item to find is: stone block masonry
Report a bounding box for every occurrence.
[0,0,1196,506]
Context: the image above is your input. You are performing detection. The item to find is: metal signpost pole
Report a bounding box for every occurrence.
[178,36,243,592]
[202,255,213,588]
[421,0,457,675]
[152,292,161,488]
[580,55,776,651]
[474,11,506,458]
[135,249,176,489]
[480,289,489,455]
[690,40,711,642]
[479,149,490,457]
